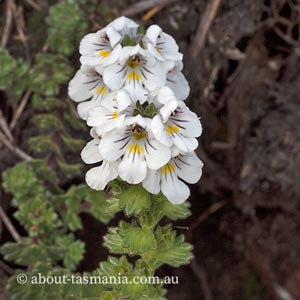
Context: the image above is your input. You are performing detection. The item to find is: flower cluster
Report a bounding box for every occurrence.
[68,17,203,204]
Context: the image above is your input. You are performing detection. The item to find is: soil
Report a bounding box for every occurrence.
[1,1,300,300]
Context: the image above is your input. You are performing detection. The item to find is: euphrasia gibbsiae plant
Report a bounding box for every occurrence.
[1,12,203,300]
[69,16,203,204]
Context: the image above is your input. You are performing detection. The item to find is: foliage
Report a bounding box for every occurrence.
[0,1,194,300]
[0,48,29,97]
[47,1,88,56]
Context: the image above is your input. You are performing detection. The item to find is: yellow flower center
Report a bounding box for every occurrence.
[127,55,140,68]
[127,72,142,81]
[98,50,110,58]
[160,163,176,175]
[132,125,146,140]
[156,47,162,54]
[128,143,144,154]
[166,125,180,135]
[95,86,108,96]
[111,111,118,119]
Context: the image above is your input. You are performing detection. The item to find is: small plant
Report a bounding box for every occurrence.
[1,11,203,300]
[68,16,204,298]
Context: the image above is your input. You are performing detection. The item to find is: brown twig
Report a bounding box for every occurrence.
[141,5,162,22]
[25,0,42,11]
[189,201,226,232]
[0,260,14,275]
[9,90,32,130]
[0,108,14,142]
[0,130,33,161]
[190,0,221,58]
[0,205,21,243]
[1,0,14,48]
[190,260,213,300]
[122,0,177,17]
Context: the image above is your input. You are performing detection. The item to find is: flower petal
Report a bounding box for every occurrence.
[81,139,102,164]
[172,134,198,152]
[77,99,100,120]
[144,138,171,169]
[103,62,126,91]
[99,128,129,161]
[86,161,119,190]
[159,100,178,122]
[176,110,202,137]
[167,62,190,101]
[150,115,172,147]
[142,169,160,194]
[118,150,147,184]
[175,152,203,184]
[68,69,95,102]
[141,60,167,91]
[161,167,190,204]
[108,16,139,39]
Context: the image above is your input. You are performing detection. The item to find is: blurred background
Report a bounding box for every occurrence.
[0,0,300,299]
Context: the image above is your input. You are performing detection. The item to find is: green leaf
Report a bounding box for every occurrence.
[122,226,157,255]
[28,53,72,96]
[139,194,191,229]
[0,48,29,96]
[98,256,133,279]
[29,135,57,154]
[85,188,117,224]
[63,112,86,130]
[142,225,193,268]
[103,227,126,254]
[117,185,151,216]
[61,134,85,153]
[57,158,82,178]
[33,114,63,130]
[31,95,66,111]
[63,241,85,271]
[1,240,50,266]
[47,2,88,56]
[104,221,157,255]
[152,193,191,221]
[55,235,85,271]
[2,162,43,199]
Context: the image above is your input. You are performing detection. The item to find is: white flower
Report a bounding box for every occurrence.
[80,30,122,68]
[87,90,134,135]
[68,66,110,120]
[142,152,203,204]
[166,61,190,101]
[79,17,139,68]
[81,131,119,190]
[149,86,177,106]
[102,45,166,103]
[143,25,182,63]
[99,116,171,184]
[69,16,204,201]
[151,100,202,152]
[107,16,139,39]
